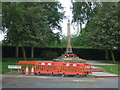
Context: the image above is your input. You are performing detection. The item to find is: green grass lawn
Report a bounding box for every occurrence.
[1,61,18,74]
[95,65,120,74]
[97,60,120,64]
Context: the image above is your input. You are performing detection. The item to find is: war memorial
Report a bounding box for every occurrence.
[54,19,86,63]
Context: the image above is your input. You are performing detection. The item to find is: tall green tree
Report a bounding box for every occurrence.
[88,2,119,63]
[2,2,25,58]
[72,2,120,63]
[2,2,65,58]
[72,2,93,30]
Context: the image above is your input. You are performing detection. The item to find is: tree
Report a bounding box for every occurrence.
[89,2,119,63]
[71,1,97,47]
[2,2,25,58]
[2,2,65,59]
[84,2,119,63]
[72,2,120,63]
[72,2,93,30]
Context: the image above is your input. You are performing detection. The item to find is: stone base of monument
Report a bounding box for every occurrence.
[54,54,86,63]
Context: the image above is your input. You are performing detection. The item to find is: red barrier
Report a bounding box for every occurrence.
[34,62,63,74]
[17,61,92,75]
[59,63,85,75]
[17,61,40,72]
[84,63,92,74]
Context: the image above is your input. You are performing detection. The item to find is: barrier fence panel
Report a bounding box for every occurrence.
[17,61,92,75]
[17,61,40,72]
[84,63,92,74]
[35,62,60,74]
[59,63,85,75]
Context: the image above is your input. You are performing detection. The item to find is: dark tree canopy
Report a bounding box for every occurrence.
[2,2,65,47]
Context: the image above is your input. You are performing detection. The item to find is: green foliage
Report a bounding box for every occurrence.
[41,50,58,60]
[72,2,120,50]
[72,2,93,29]
[88,3,120,50]
[72,2,119,63]
[71,2,96,47]
[71,33,91,47]
[59,35,67,47]
[2,2,65,58]
[2,2,65,47]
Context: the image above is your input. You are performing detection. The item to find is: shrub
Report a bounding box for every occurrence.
[40,50,58,60]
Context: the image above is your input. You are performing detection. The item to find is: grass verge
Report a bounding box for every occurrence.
[1,61,18,74]
[95,65,120,74]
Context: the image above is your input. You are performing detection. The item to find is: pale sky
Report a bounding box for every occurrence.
[0,1,77,41]
[59,0,78,36]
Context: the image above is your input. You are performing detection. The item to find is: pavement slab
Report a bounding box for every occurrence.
[86,61,118,65]
[90,72,119,78]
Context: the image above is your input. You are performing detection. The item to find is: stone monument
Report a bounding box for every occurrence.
[66,19,72,54]
[54,19,86,63]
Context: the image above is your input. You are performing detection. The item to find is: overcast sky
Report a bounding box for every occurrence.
[59,0,77,36]
[0,1,76,41]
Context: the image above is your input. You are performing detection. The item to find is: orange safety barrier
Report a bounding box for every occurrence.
[17,61,40,72]
[59,63,85,75]
[34,61,63,74]
[17,61,92,75]
[84,63,92,74]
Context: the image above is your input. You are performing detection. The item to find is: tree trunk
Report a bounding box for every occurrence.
[31,47,34,58]
[79,22,82,30]
[105,49,109,60]
[110,49,115,64]
[15,46,19,58]
[22,47,26,59]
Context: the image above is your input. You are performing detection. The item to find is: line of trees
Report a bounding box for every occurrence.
[2,2,65,59]
[1,2,120,63]
[72,2,120,63]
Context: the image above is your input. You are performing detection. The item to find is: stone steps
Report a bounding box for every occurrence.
[92,66,106,72]
[90,72,119,78]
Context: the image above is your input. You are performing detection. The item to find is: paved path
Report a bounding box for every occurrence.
[2,74,119,88]
[91,72,118,77]
[86,61,118,65]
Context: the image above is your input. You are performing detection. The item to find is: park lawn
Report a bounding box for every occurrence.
[1,61,18,74]
[96,60,120,64]
[95,65,120,74]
